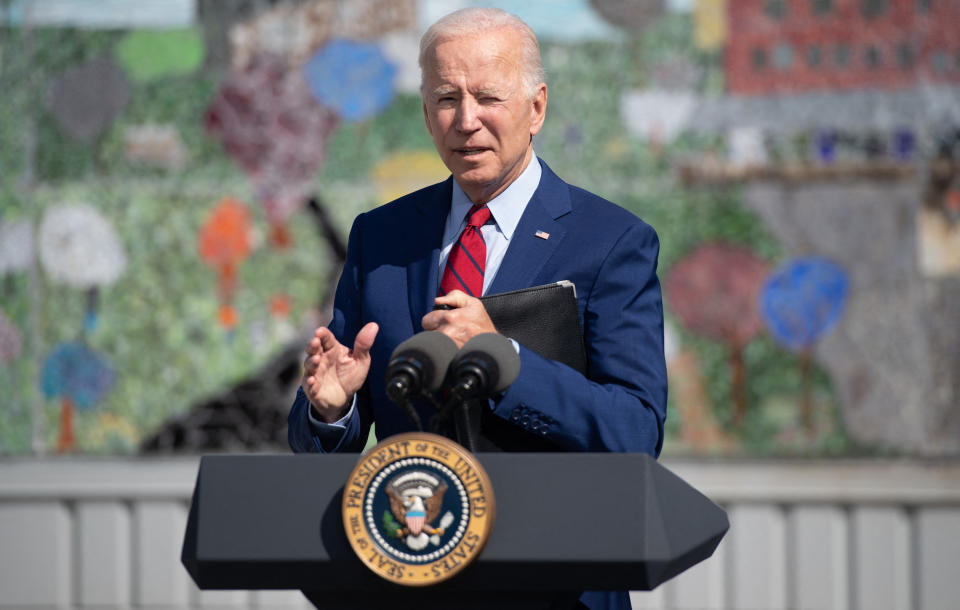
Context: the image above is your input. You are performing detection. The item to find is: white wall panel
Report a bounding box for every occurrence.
[665,530,727,610]
[851,506,911,610]
[134,500,191,607]
[0,502,72,607]
[728,504,787,610]
[790,505,848,610]
[629,586,665,609]
[194,587,251,608]
[250,589,313,609]
[916,507,960,610]
[77,501,132,607]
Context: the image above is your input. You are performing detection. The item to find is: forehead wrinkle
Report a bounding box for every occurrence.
[475,84,509,95]
[429,81,510,97]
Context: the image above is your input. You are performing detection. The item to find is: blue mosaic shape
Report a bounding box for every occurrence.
[760,257,850,352]
[41,342,115,408]
[303,38,397,123]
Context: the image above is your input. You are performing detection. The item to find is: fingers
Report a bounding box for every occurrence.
[423,290,477,330]
[421,310,441,331]
[303,327,340,383]
[422,306,458,332]
[300,327,357,419]
[304,327,323,356]
[352,322,379,357]
[303,330,321,376]
[434,290,472,309]
[305,326,338,357]
[317,327,342,352]
[421,293,496,347]
[304,327,332,372]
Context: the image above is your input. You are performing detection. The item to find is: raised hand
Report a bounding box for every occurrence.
[301,322,378,422]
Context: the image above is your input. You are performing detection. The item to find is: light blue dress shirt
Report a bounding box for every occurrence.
[305,154,543,439]
[438,153,542,295]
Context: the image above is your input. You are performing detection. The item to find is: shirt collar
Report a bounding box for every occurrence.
[449,152,542,240]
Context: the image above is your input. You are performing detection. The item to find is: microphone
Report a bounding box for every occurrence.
[385,331,459,405]
[447,333,521,401]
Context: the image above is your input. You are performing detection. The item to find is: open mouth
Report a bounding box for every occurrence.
[454,148,488,157]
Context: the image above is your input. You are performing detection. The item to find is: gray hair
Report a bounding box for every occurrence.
[418,7,546,99]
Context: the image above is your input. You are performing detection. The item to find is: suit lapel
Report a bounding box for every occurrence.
[403,163,572,317]
[406,178,452,331]
[488,161,572,294]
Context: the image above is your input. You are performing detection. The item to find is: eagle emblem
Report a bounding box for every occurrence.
[384,471,455,551]
[342,432,495,585]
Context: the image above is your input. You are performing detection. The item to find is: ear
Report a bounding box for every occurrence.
[423,100,433,137]
[528,83,547,137]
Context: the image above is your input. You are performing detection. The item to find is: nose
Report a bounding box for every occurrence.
[455,97,481,133]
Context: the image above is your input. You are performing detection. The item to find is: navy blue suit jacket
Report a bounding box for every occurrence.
[288,160,667,609]
[289,159,666,456]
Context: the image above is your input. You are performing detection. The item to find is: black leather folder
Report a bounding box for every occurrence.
[481,280,587,375]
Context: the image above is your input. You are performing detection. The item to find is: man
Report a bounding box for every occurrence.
[289,9,666,608]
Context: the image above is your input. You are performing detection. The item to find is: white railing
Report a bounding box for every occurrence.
[631,459,960,610]
[1,457,958,610]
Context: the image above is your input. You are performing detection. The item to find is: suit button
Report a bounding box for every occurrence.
[531,421,541,432]
[519,416,530,427]
[511,412,521,422]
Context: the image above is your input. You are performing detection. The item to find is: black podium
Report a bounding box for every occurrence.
[182,453,727,609]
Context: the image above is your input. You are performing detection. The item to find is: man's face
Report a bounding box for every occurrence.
[421,27,547,205]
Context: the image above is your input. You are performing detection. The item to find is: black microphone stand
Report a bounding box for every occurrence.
[452,398,481,453]
[442,363,489,453]
[397,397,423,431]
[385,375,423,431]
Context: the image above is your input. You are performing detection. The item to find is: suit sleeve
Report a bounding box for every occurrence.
[489,221,667,455]
[287,215,374,453]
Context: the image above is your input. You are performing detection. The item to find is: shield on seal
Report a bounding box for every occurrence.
[405,508,426,535]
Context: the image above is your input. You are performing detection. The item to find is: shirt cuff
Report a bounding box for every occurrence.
[306,392,356,445]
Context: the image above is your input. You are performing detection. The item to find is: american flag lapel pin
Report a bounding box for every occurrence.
[535,230,550,240]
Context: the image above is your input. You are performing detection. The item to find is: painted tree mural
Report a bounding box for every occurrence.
[1,0,957,455]
[666,243,768,428]
[760,257,849,431]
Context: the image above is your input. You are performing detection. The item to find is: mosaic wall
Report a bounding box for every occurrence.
[1,0,958,457]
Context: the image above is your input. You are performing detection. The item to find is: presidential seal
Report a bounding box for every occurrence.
[342,432,495,586]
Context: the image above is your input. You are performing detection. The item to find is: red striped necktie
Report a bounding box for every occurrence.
[439,204,492,297]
